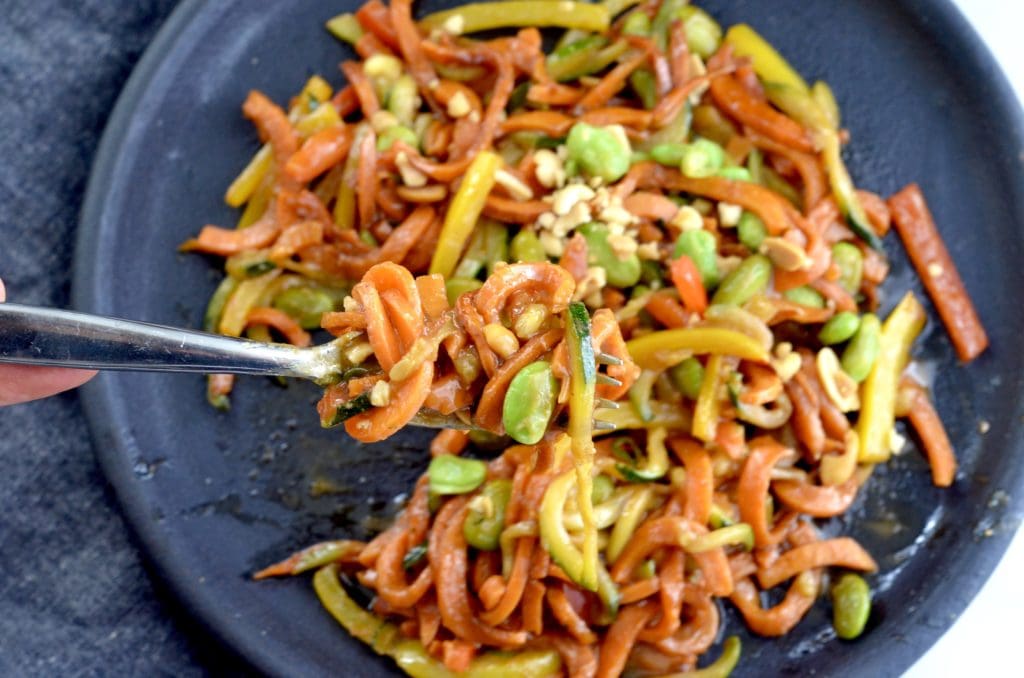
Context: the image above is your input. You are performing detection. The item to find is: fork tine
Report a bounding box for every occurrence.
[593,420,617,431]
[596,373,623,387]
[596,398,620,409]
[596,351,624,366]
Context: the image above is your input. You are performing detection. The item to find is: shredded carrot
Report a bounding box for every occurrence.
[757,537,878,589]
[889,183,988,362]
[245,307,312,347]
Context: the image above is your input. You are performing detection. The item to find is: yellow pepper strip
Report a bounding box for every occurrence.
[594,400,691,432]
[290,75,334,122]
[626,327,769,371]
[334,124,369,229]
[663,636,741,678]
[225,144,272,208]
[218,269,282,336]
[692,353,724,442]
[565,302,599,591]
[429,151,501,278]
[314,564,562,678]
[236,171,275,228]
[295,102,342,138]
[606,486,654,563]
[325,12,363,46]
[724,24,809,93]
[420,1,610,34]
[857,292,926,463]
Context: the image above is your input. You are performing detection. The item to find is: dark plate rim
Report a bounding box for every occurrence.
[72,0,1024,676]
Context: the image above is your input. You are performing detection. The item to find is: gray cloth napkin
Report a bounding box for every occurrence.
[0,2,252,675]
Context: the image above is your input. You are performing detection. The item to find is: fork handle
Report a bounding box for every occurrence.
[0,303,336,381]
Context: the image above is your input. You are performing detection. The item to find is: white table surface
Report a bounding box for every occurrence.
[904,1,1024,676]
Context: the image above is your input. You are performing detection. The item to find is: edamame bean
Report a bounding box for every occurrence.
[621,9,651,36]
[376,125,418,152]
[273,287,335,329]
[711,254,772,306]
[445,277,483,305]
[717,166,752,182]
[651,142,687,166]
[509,231,548,262]
[428,455,487,495]
[463,479,512,550]
[678,5,722,58]
[566,122,631,183]
[832,242,864,295]
[841,313,881,382]
[832,573,871,640]
[783,286,826,308]
[737,211,767,251]
[578,222,642,287]
[672,229,720,289]
[591,474,615,504]
[679,138,726,178]
[670,357,705,400]
[819,312,861,345]
[502,361,558,444]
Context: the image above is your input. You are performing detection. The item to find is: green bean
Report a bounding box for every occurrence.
[463,479,512,550]
[711,254,772,306]
[672,229,720,289]
[376,125,418,152]
[577,222,642,287]
[651,142,687,167]
[591,474,615,504]
[670,357,705,400]
[445,277,483,305]
[831,241,864,295]
[502,361,558,444]
[747,147,764,184]
[388,74,420,124]
[841,313,881,382]
[678,6,723,59]
[679,138,726,178]
[717,166,752,182]
[510,229,546,263]
[629,68,658,110]
[783,286,826,308]
[651,0,686,50]
[428,455,487,495]
[737,211,767,251]
[566,122,631,183]
[832,573,871,640]
[273,287,336,329]
[819,312,861,345]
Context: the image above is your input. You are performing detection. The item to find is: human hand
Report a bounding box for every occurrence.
[0,278,97,406]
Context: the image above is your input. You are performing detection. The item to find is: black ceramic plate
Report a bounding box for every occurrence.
[74,0,1024,676]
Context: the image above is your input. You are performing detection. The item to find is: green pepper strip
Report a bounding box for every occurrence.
[548,39,629,83]
[564,301,599,590]
[856,292,925,463]
[420,1,610,34]
[313,565,562,678]
[680,523,754,553]
[692,353,724,443]
[255,540,364,578]
[626,327,770,371]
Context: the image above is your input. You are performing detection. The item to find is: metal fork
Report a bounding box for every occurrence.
[0,303,621,431]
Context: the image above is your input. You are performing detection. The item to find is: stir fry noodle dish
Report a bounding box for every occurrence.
[180,1,989,675]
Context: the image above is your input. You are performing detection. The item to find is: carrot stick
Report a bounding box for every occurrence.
[596,602,656,678]
[429,429,469,458]
[737,436,791,547]
[670,255,708,313]
[710,73,815,153]
[772,478,858,518]
[888,183,988,362]
[181,216,280,256]
[757,538,877,589]
[902,380,957,487]
[242,90,299,163]
[284,125,353,183]
[644,291,689,329]
[355,0,399,50]
[623,191,679,222]
[547,584,598,644]
[577,48,650,111]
